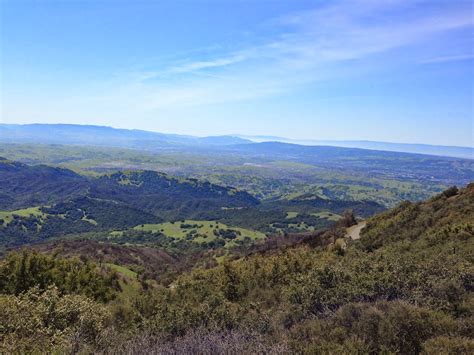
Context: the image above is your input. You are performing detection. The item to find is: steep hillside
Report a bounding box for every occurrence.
[34,239,193,284]
[360,184,474,250]
[0,158,258,212]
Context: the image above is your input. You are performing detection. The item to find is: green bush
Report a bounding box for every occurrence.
[422,336,474,354]
[0,286,110,353]
[0,250,119,302]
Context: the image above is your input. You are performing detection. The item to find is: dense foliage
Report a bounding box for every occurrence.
[0,157,88,210]
[0,250,119,302]
[0,157,258,214]
[0,286,110,353]
[360,184,474,251]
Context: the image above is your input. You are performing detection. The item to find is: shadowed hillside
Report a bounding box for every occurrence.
[0,157,89,209]
[0,158,260,249]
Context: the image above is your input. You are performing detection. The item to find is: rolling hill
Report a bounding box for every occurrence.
[1,127,473,210]
[0,157,261,249]
[0,157,389,252]
[0,157,89,209]
[0,157,258,212]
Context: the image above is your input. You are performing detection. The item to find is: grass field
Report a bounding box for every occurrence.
[133,220,266,244]
[285,211,299,219]
[285,211,341,222]
[311,211,342,221]
[104,263,142,300]
[105,263,138,279]
[0,207,46,226]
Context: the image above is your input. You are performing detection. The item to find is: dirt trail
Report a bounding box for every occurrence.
[346,221,366,240]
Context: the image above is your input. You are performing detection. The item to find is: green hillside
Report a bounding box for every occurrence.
[133,220,266,246]
[0,158,263,250]
[1,185,472,353]
[360,185,474,250]
[0,158,388,251]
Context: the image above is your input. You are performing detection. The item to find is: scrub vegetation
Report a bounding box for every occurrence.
[1,185,473,353]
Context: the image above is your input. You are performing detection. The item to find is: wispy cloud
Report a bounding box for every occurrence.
[167,54,247,74]
[420,54,474,64]
[93,0,473,110]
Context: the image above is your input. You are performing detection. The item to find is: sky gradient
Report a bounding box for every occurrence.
[1,0,473,146]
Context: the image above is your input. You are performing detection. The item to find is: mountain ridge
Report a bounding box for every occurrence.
[2,123,472,159]
[0,123,252,149]
[238,135,474,159]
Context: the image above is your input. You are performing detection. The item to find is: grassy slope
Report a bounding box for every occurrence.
[133,220,266,244]
[287,211,342,222]
[105,263,137,279]
[285,212,298,219]
[311,211,341,221]
[0,207,47,226]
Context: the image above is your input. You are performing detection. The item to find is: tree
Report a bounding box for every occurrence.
[221,262,241,302]
[340,209,357,227]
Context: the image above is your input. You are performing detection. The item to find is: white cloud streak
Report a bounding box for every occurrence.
[167,54,247,74]
[420,54,474,64]
[89,0,474,111]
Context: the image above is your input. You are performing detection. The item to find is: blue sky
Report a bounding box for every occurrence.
[1,0,473,146]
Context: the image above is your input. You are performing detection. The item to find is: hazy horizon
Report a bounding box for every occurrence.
[1,0,473,146]
[2,122,474,150]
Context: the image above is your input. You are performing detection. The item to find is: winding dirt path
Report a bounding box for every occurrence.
[346,221,366,240]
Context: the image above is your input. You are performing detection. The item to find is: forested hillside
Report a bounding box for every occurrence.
[0,158,263,249]
[0,157,258,212]
[0,157,88,209]
[1,185,472,353]
[0,157,384,251]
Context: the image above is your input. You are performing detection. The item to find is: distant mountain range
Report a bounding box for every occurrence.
[237,135,474,159]
[0,124,252,150]
[1,123,472,159]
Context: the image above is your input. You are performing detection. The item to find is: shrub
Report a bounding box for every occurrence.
[0,250,119,302]
[422,336,474,354]
[0,286,110,353]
